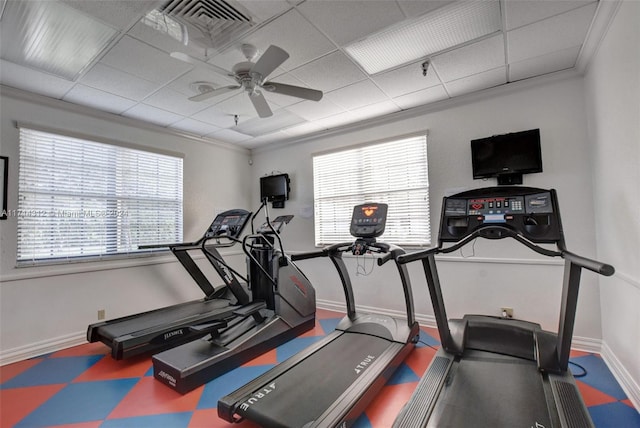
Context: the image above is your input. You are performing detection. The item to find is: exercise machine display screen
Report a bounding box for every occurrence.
[440,188,560,243]
[206,209,251,239]
[350,203,388,238]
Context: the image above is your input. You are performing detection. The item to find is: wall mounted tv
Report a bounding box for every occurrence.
[471,128,542,185]
[260,173,290,208]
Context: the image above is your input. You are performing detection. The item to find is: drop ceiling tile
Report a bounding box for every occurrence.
[349,100,401,121]
[63,84,137,114]
[431,34,505,83]
[397,1,455,18]
[237,0,293,21]
[240,9,336,70]
[507,3,597,63]
[372,60,442,98]
[297,0,405,46]
[170,118,221,136]
[60,0,157,30]
[80,63,159,100]
[505,0,596,30]
[191,105,242,128]
[509,46,581,81]
[285,98,345,121]
[207,128,252,144]
[122,103,184,126]
[290,51,366,92]
[444,66,506,97]
[249,131,290,148]
[234,109,305,137]
[100,36,192,84]
[393,85,449,109]
[0,60,75,98]
[324,80,388,110]
[144,87,215,116]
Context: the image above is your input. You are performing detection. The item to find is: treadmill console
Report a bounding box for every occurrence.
[350,203,388,238]
[440,187,561,243]
[206,209,251,239]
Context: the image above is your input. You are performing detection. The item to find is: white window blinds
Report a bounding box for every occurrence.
[17,127,183,264]
[313,134,430,246]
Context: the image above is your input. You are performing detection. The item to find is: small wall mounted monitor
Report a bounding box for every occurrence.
[471,128,542,185]
[260,173,290,207]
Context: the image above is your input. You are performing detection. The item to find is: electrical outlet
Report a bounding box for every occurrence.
[501,307,513,319]
[97,309,106,320]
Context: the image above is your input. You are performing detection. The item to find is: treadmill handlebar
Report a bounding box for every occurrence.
[397,247,440,264]
[562,250,615,276]
[291,249,328,261]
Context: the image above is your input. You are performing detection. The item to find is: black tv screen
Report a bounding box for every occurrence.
[260,173,290,202]
[471,129,542,182]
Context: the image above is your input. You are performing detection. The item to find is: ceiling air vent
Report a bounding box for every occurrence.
[159,0,255,50]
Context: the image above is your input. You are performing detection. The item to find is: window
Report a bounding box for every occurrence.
[313,134,430,247]
[17,127,183,264]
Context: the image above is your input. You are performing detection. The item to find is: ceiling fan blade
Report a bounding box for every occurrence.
[188,85,240,102]
[170,51,235,84]
[249,91,273,118]
[263,82,323,101]
[250,45,289,80]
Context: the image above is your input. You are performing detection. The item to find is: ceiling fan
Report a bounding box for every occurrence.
[184,44,323,118]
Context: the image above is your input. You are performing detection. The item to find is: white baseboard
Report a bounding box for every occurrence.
[601,342,640,411]
[0,331,86,366]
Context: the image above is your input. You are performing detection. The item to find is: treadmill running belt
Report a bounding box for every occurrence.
[98,299,232,339]
[238,332,393,428]
[428,351,551,427]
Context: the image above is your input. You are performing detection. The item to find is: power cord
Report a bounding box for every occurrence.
[569,361,588,378]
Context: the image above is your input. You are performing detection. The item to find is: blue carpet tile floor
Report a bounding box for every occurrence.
[1,309,639,427]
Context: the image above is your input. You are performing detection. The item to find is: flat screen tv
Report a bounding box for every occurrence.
[260,173,290,207]
[471,128,542,185]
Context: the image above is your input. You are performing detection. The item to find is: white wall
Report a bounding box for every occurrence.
[251,76,604,341]
[0,88,252,361]
[584,0,640,404]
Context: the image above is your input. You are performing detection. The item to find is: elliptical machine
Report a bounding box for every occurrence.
[152,201,316,394]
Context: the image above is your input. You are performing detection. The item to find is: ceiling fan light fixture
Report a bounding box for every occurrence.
[344,0,502,75]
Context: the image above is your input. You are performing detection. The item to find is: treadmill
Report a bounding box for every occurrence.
[219,203,420,427]
[392,187,615,428]
[87,209,253,359]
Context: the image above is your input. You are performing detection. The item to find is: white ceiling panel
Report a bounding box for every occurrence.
[101,36,192,84]
[431,34,505,83]
[349,100,401,121]
[0,60,75,98]
[504,0,596,31]
[208,128,252,144]
[0,0,613,149]
[241,9,336,71]
[143,88,212,116]
[393,85,449,110]
[123,103,184,126]
[63,84,138,114]
[325,80,388,110]
[444,66,506,97]
[507,3,597,63]
[169,118,222,136]
[290,51,366,93]
[509,46,581,82]
[286,98,345,121]
[297,0,406,46]
[372,60,441,98]
[80,63,159,101]
[397,1,455,18]
[60,0,159,30]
